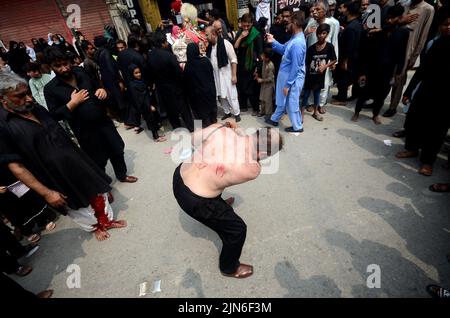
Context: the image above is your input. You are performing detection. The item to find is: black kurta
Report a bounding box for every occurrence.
[147,48,194,131]
[44,67,127,180]
[0,105,112,210]
[184,43,217,127]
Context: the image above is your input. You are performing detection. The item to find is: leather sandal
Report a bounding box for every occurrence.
[418,164,433,176]
[119,176,138,183]
[395,151,419,159]
[15,265,33,277]
[221,264,253,279]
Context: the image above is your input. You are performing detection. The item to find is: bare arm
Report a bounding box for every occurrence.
[8,162,67,208]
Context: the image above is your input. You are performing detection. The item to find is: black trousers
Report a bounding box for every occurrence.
[404,96,450,165]
[78,120,128,180]
[0,273,36,299]
[237,70,260,112]
[193,109,218,128]
[0,222,25,274]
[237,88,260,112]
[0,191,55,236]
[355,71,392,117]
[335,65,359,100]
[173,164,246,274]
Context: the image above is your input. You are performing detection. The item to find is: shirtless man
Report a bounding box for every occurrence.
[173,121,283,278]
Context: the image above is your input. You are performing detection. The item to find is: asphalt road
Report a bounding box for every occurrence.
[15,84,450,298]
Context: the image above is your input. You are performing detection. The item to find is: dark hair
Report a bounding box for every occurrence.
[241,13,253,24]
[317,23,331,34]
[127,35,140,49]
[93,35,108,48]
[435,5,450,26]
[67,51,81,64]
[281,7,292,14]
[116,39,126,47]
[343,0,361,16]
[291,11,306,29]
[386,4,405,18]
[81,41,93,53]
[44,46,70,64]
[24,62,41,73]
[262,47,273,58]
[153,32,167,48]
[129,24,143,37]
[211,8,222,20]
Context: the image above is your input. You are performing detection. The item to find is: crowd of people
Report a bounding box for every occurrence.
[0,0,449,298]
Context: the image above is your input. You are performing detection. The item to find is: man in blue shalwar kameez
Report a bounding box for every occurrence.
[265,12,306,133]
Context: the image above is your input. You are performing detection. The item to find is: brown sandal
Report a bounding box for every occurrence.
[27,233,41,243]
[221,264,253,279]
[418,165,433,176]
[429,183,450,193]
[395,151,419,159]
[15,265,33,277]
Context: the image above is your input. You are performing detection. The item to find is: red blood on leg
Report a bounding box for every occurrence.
[89,195,112,231]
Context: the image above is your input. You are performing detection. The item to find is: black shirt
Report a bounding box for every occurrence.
[44,67,109,134]
[0,105,112,210]
[305,42,337,90]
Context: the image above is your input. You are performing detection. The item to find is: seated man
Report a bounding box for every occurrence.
[173,121,283,278]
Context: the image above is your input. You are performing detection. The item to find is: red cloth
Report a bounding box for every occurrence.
[171,0,182,13]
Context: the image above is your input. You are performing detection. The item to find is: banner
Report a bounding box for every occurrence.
[276,0,302,11]
[125,0,147,30]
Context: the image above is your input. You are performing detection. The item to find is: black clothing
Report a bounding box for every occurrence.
[404,36,450,165]
[355,25,409,117]
[206,37,228,69]
[0,105,112,210]
[270,24,290,77]
[0,166,56,235]
[235,28,263,112]
[94,47,127,115]
[147,48,194,131]
[44,67,127,181]
[127,64,162,138]
[184,43,217,128]
[82,57,101,85]
[117,48,146,86]
[0,273,37,299]
[6,48,30,76]
[304,42,337,90]
[0,222,25,274]
[335,18,362,100]
[173,164,246,274]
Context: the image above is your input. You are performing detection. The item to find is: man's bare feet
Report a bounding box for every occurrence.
[106,220,127,230]
[225,197,235,206]
[94,229,111,241]
[155,136,167,142]
[351,114,359,122]
[372,116,381,125]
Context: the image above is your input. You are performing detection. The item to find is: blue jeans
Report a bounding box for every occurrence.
[301,89,321,107]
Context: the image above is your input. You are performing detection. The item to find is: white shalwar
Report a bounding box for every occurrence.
[67,193,113,232]
[209,39,240,116]
[256,0,272,29]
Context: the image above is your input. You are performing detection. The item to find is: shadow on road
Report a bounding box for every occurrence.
[181,268,205,298]
[274,260,342,297]
[323,229,440,297]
